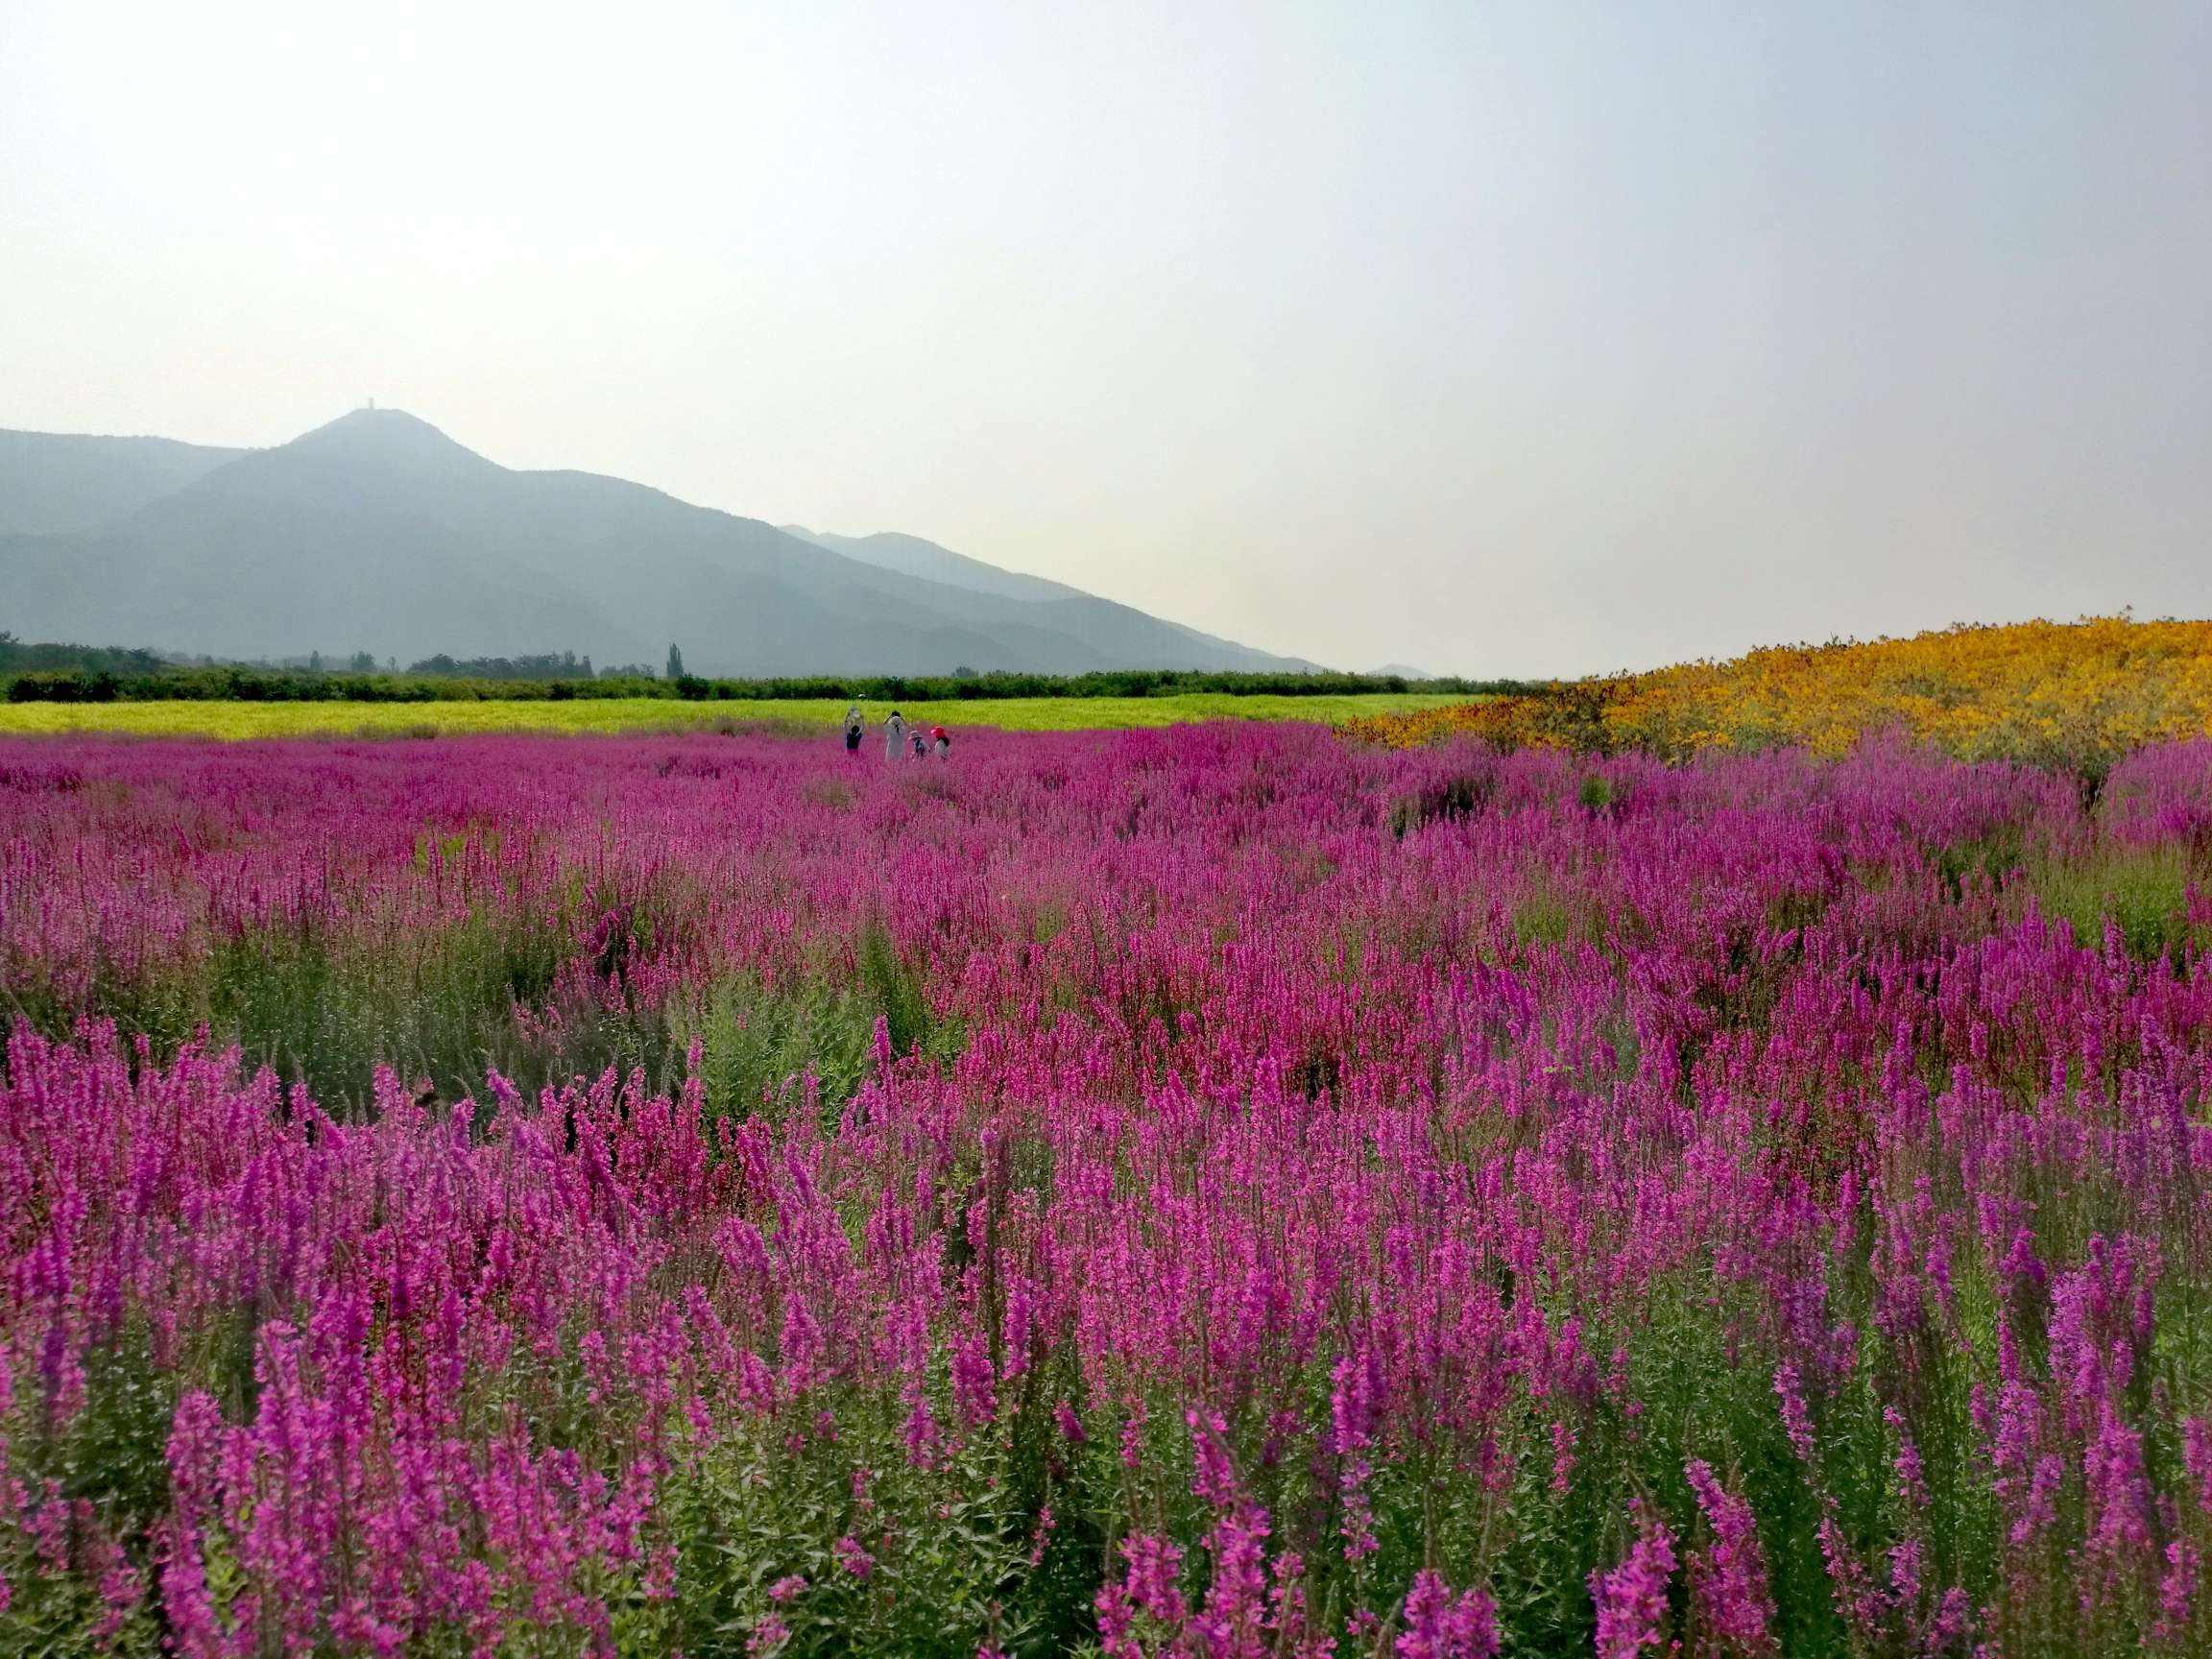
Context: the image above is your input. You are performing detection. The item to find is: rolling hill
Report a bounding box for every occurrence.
[781,526,1089,604]
[0,411,1315,676]
[782,525,1308,672]
[0,429,245,537]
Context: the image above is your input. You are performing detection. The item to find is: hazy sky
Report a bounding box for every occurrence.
[4,1,2206,675]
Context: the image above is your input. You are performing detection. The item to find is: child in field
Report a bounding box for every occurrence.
[931,726,950,759]
[843,705,864,756]
[910,730,927,759]
[884,709,905,759]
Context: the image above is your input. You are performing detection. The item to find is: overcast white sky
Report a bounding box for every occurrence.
[3,0,2207,675]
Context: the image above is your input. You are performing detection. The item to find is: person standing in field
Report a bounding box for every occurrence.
[844,704,864,756]
[911,729,927,759]
[931,725,950,759]
[884,709,905,759]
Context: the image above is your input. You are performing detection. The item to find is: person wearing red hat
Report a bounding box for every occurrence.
[930,726,950,758]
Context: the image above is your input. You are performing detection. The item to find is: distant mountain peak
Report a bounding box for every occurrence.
[314,405,446,436]
[290,407,484,460]
[1,413,1318,675]
[201,408,500,498]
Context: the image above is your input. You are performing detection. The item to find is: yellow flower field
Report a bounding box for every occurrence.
[0,692,1467,741]
[1345,617,2212,769]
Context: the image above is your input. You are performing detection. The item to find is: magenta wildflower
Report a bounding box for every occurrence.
[1395,1569,1500,1659]
[950,1332,998,1426]
[1590,1503,1676,1658]
[1684,1459,1775,1656]
[1189,1406,1238,1508]
[2187,1417,2212,1515]
[1773,1364,1816,1462]
[2155,1538,2200,1643]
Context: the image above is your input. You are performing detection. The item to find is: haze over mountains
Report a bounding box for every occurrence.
[0,411,1318,676]
[0,428,246,538]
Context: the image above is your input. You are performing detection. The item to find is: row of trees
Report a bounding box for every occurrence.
[0,633,174,677]
[270,650,669,680]
[2,632,1527,705]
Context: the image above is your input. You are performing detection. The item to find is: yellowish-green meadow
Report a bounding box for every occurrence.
[0,693,1469,740]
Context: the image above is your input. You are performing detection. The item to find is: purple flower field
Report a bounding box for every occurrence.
[3,725,2211,1655]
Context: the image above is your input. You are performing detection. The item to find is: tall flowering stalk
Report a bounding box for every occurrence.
[1590,1503,1676,1658]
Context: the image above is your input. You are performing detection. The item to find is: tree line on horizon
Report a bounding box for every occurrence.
[1,631,1527,706]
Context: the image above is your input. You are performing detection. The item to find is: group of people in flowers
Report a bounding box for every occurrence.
[843,704,950,761]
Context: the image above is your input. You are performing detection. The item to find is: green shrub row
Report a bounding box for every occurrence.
[4,663,1528,705]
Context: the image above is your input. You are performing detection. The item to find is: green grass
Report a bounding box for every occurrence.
[0,693,1470,739]
[2027,842,2204,959]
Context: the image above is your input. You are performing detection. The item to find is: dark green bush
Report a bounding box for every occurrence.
[0,634,1536,705]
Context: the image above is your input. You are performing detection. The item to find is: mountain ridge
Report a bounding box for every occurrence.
[0,427,248,537]
[0,411,1319,675]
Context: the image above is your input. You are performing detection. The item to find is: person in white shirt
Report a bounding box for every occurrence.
[883,709,906,759]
